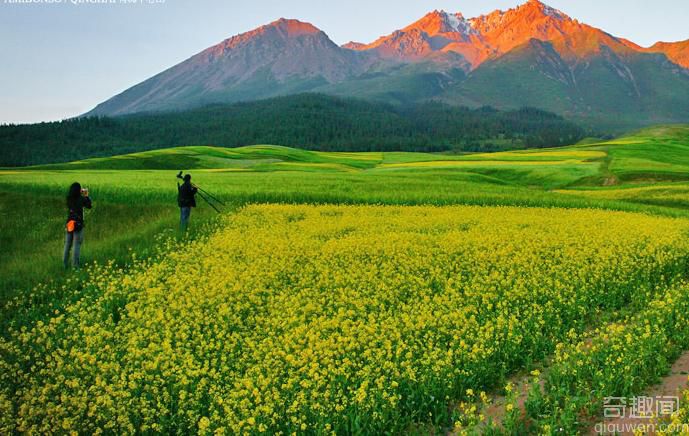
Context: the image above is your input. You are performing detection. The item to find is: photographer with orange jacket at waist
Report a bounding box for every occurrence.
[64,182,92,269]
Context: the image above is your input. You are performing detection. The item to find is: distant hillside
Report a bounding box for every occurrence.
[0,94,583,167]
[29,125,689,191]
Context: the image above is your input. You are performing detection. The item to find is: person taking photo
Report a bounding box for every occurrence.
[64,182,92,269]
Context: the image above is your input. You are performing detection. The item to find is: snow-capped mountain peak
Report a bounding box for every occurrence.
[439,10,477,35]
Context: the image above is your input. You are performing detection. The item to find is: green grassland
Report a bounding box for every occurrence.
[1,124,689,332]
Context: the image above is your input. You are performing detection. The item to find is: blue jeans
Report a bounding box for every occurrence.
[63,229,84,268]
[180,207,191,231]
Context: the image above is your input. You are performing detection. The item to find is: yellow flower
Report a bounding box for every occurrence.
[6,204,689,434]
[198,417,210,433]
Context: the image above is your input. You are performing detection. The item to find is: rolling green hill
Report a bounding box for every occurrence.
[30,125,689,189]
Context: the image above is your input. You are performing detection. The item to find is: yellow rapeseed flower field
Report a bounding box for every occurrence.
[3,204,689,434]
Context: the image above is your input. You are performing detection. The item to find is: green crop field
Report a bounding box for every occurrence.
[3,125,689,433]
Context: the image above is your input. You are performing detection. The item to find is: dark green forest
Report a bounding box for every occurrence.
[0,94,585,166]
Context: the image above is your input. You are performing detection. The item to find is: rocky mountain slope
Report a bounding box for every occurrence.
[86,0,689,130]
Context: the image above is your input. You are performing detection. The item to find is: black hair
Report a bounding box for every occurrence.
[184,174,191,181]
[67,182,81,210]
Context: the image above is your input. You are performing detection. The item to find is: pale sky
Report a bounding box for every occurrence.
[0,0,687,124]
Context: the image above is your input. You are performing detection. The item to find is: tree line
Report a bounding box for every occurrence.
[0,93,585,166]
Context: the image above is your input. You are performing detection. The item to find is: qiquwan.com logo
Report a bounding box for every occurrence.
[594,395,688,434]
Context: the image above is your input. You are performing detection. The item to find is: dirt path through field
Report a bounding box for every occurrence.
[589,350,689,435]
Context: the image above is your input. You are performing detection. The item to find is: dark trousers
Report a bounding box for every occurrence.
[180,207,191,231]
[63,229,84,268]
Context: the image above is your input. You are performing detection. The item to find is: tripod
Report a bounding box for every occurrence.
[176,171,225,213]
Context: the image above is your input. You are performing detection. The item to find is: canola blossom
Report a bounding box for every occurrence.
[514,281,689,433]
[3,204,689,434]
[663,388,689,434]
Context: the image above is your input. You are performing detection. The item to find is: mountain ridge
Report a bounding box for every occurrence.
[85,0,689,131]
[88,18,375,116]
[349,0,649,68]
[646,40,689,68]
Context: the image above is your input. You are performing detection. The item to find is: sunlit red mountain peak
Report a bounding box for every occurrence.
[468,0,569,35]
[469,0,572,45]
[268,18,323,37]
[354,9,485,64]
[347,0,648,68]
[215,18,324,53]
[88,17,376,116]
[402,10,476,37]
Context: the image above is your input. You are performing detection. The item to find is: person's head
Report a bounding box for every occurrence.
[68,182,81,199]
[67,182,81,207]
[184,174,191,182]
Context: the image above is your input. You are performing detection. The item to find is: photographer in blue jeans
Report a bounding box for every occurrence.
[64,182,92,269]
[177,173,198,232]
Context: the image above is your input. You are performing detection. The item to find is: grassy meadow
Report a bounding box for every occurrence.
[2,124,689,433]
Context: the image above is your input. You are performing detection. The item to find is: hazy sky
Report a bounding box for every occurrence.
[1,0,687,124]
